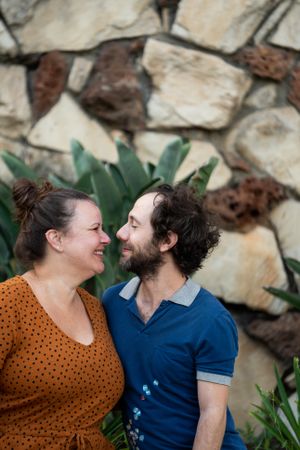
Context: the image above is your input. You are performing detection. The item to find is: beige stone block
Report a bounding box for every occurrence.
[0,64,31,139]
[68,57,93,93]
[270,199,300,288]
[229,328,282,429]
[172,0,275,54]
[193,226,288,314]
[8,0,161,53]
[0,0,38,26]
[225,107,300,194]
[134,131,231,190]
[142,39,251,129]
[0,20,18,56]
[28,93,117,163]
[244,83,277,109]
[255,0,292,44]
[0,136,76,185]
[269,0,300,50]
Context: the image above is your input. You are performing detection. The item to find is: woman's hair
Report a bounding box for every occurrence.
[149,184,220,276]
[13,178,94,268]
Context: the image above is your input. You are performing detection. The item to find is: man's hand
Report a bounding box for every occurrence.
[192,380,229,450]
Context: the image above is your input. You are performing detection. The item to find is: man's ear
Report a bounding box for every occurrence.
[159,231,178,253]
[45,229,63,252]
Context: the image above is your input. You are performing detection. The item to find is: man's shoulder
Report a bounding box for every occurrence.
[102,280,130,305]
[194,285,232,319]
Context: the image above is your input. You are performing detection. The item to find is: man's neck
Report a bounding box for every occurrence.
[136,263,186,323]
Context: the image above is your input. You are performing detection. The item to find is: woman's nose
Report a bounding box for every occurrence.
[101,231,111,245]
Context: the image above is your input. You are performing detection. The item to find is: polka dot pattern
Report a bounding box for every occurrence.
[0,276,124,449]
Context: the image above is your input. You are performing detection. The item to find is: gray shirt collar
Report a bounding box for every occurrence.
[119,276,201,307]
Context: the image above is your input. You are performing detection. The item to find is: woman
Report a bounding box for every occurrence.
[0,178,124,449]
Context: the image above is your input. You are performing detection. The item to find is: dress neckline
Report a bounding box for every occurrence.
[16,275,96,348]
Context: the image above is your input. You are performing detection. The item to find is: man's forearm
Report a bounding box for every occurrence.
[192,408,226,450]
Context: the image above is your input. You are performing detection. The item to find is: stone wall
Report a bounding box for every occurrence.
[0,0,299,429]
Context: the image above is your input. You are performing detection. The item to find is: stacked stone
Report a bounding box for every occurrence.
[0,0,300,427]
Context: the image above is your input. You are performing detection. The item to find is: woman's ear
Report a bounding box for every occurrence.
[45,229,63,252]
[159,231,178,253]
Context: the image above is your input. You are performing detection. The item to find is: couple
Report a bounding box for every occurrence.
[0,178,246,449]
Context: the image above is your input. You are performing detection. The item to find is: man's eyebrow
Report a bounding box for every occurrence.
[128,214,142,225]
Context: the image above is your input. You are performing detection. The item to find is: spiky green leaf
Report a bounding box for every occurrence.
[115,139,149,198]
[71,139,102,178]
[0,181,13,210]
[107,163,130,198]
[274,364,300,436]
[48,174,72,189]
[0,234,10,265]
[293,357,300,418]
[153,138,190,184]
[286,258,300,275]
[189,156,219,196]
[264,287,300,310]
[74,172,93,194]
[0,151,38,181]
[0,201,18,247]
[90,166,122,228]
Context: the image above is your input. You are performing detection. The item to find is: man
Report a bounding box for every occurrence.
[103,184,246,450]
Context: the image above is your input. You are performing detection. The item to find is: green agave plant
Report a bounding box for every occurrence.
[0,137,218,296]
[251,357,300,450]
[264,258,300,310]
[0,138,218,450]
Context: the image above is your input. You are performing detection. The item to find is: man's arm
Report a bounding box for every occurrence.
[192,380,229,450]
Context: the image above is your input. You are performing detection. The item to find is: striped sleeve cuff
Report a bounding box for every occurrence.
[196,371,232,386]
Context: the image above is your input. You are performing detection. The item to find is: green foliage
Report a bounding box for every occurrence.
[264,258,300,310]
[0,180,20,280]
[0,138,217,450]
[101,411,128,449]
[0,138,218,294]
[249,357,300,450]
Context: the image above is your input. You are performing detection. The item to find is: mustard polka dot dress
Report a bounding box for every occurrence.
[0,276,124,449]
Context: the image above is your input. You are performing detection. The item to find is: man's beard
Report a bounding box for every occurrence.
[120,240,163,279]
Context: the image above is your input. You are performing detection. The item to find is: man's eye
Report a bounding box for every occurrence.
[131,225,138,229]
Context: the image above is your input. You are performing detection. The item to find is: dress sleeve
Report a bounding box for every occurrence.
[0,282,20,369]
[195,311,238,386]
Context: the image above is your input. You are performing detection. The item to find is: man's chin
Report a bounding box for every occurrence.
[119,258,132,273]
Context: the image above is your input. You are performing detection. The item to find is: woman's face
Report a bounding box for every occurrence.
[60,200,110,279]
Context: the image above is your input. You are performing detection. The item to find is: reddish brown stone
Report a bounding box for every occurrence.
[80,42,145,131]
[234,46,294,81]
[204,177,286,230]
[157,0,180,7]
[32,51,68,119]
[288,65,300,111]
[224,154,252,173]
[246,312,300,363]
[128,38,145,55]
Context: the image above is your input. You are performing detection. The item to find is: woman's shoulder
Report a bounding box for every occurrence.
[0,275,25,297]
[77,287,103,312]
[0,276,24,322]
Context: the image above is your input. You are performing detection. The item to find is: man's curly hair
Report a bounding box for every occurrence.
[149,184,220,276]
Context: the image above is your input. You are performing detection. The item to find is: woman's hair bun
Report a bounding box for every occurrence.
[12,178,55,225]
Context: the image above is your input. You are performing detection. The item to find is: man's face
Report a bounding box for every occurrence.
[116,193,163,278]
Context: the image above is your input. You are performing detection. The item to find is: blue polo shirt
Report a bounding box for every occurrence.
[103,277,246,450]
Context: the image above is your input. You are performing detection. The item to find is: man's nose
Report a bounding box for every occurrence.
[116,223,128,241]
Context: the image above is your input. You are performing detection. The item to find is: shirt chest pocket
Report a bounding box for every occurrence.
[150,346,195,387]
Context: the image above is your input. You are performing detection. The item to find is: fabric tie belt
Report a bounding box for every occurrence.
[66,431,92,449]
[0,427,107,449]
